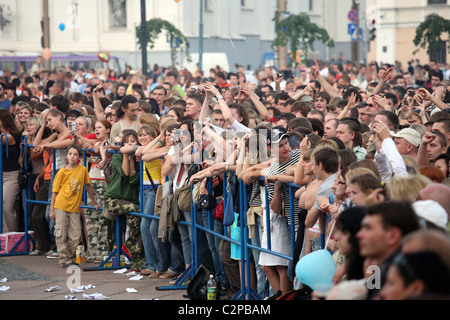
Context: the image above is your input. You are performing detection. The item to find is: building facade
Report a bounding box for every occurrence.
[366,0,450,68]
[0,0,363,73]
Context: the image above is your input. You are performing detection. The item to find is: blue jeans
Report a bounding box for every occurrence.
[200,208,229,287]
[141,189,159,271]
[149,218,181,273]
[177,210,192,266]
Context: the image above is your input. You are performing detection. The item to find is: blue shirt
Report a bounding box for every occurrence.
[0,98,11,110]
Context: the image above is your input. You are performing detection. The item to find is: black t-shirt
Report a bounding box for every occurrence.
[2,132,21,172]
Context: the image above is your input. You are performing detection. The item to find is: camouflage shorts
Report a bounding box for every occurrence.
[104,196,140,216]
[104,196,144,270]
[85,180,111,261]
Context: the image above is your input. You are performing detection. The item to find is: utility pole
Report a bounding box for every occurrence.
[140,0,148,76]
[277,0,288,70]
[42,0,50,70]
[199,0,204,72]
[351,0,361,67]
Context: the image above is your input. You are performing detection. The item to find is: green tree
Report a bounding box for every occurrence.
[136,18,190,69]
[413,14,450,58]
[272,12,334,67]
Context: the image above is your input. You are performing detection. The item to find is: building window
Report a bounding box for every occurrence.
[430,41,447,64]
[241,0,254,10]
[428,0,447,4]
[109,0,127,29]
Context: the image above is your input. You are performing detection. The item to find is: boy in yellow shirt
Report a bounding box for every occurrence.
[50,144,98,268]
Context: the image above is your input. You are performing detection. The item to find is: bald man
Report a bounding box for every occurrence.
[401,229,450,272]
[418,184,450,233]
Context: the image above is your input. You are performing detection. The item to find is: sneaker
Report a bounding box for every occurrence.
[29,250,44,256]
[46,250,60,259]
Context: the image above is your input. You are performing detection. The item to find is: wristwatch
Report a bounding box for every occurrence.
[217,95,224,100]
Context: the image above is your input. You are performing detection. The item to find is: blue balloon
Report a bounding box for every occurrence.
[59,23,66,31]
[295,249,336,291]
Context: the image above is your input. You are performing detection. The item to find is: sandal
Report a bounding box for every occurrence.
[141,269,154,276]
[149,271,163,278]
[159,271,179,280]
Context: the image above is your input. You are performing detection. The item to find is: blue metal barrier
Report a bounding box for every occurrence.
[12,141,310,300]
[0,135,36,256]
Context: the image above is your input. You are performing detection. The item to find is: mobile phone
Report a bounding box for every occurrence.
[172,130,181,142]
[71,122,76,130]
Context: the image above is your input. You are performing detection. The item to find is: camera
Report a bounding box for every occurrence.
[276,72,283,79]
[172,129,186,142]
[192,86,205,94]
[71,122,77,130]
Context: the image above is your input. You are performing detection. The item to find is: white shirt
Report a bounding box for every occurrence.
[168,146,189,193]
[375,138,408,182]
[229,119,251,134]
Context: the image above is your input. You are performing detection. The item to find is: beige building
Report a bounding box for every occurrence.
[367,0,450,68]
[0,0,365,73]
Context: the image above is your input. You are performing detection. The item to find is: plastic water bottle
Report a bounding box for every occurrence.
[206,274,216,300]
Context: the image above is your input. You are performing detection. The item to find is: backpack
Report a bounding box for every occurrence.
[186,264,211,300]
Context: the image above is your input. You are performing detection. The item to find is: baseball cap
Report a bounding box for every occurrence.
[268,128,289,145]
[412,200,448,230]
[391,128,421,147]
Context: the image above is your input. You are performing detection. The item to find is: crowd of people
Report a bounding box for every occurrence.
[0,54,450,300]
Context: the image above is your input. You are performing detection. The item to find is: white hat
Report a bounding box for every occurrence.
[412,200,448,230]
[392,128,422,147]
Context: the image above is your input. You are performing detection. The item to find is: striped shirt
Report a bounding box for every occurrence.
[266,149,301,227]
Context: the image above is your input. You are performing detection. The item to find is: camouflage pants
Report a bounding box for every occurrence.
[85,180,110,262]
[104,196,145,271]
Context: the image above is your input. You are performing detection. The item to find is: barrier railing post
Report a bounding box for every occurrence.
[232,179,259,301]
[0,136,36,256]
[82,147,131,271]
[264,180,271,251]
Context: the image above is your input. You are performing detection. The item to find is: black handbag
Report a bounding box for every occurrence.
[18,145,32,190]
[199,194,217,210]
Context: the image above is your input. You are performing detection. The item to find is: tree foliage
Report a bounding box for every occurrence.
[272,12,334,66]
[413,14,450,55]
[136,18,190,67]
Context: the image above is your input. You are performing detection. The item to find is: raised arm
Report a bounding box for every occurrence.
[311,59,339,98]
[92,80,106,121]
[241,82,271,121]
